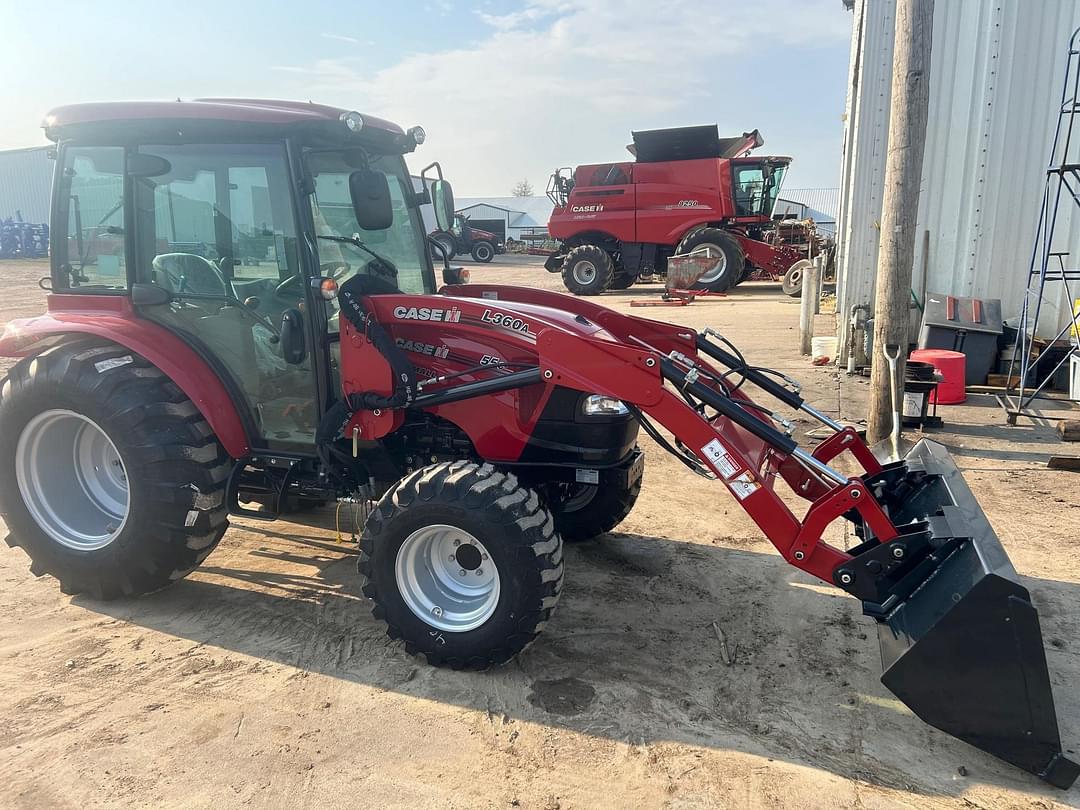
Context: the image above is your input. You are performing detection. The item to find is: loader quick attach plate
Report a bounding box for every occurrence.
[872,441,1078,788]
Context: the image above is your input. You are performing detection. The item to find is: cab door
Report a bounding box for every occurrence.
[128,143,318,451]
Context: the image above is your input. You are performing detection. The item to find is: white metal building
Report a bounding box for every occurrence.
[0,146,53,223]
[775,188,840,235]
[835,0,1080,354]
[454,196,554,241]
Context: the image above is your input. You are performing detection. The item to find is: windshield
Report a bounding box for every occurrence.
[306,150,433,320]
[732,162,788,217]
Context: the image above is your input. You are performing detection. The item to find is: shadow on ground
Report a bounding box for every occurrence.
[76,519,1079,803]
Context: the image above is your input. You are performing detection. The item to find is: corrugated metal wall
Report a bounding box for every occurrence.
[0,147,53,224]
[835,0,1080,353]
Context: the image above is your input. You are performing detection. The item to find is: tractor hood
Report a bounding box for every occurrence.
[627,125,763,162]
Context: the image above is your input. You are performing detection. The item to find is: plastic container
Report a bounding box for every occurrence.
[918,294,1002,385]
[811,335,838,365]
[910,348,966,404]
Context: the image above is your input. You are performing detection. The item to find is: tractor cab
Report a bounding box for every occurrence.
[41,100,452,452]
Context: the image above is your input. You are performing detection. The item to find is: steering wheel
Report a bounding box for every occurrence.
[152,253,230,297]
[274,262,350,297]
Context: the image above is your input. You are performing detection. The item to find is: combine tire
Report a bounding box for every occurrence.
[675,228,743,292]
[0,339,230,600]
[359,461,563,670]
[609,273,635,290]
[782,259,813,297]
[561,244,614,295]
[545,462,642,542]
[470,241,495,263]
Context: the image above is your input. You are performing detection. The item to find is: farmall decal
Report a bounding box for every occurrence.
[392,305,461,323]
[395,338,450,359]
[571,204,604,213]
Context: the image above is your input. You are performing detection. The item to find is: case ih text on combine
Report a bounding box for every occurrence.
[0,100,1074,790]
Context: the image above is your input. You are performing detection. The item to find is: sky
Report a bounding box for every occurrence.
[0,0,853,196]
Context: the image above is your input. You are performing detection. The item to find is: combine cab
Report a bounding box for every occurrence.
[544,125,804,295]
[0,100,1075,790]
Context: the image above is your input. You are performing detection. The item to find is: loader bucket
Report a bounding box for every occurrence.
[874,441,1078,789]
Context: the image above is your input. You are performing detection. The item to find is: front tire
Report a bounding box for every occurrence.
[609,273,635,290]
[676,228,744,292]
[470,241,495,263]
[0,339,230,600]
[545,461,642,542]
[359,462,563,670]
[561,244,614,295]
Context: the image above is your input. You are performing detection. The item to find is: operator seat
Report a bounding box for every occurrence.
[151,252,230,297]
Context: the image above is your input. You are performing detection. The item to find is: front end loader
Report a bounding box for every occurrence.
[0,99,1073,789]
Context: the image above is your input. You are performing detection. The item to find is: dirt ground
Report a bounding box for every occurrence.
[1,255,1078,809]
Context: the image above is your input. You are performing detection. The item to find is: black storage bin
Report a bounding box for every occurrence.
[918,293,1003,385]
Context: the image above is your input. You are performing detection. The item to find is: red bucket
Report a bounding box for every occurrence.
[910,349,966,404]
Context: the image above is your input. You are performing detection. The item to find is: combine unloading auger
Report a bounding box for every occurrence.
[421,285,1078,788]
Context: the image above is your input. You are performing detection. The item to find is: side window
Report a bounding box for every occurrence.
[733,166,766,216]
[58,147,127,290]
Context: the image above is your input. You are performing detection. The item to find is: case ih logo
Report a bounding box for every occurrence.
[571,204,604,213]
[392,305,461,323]
[481,309,533,335]
[395,338,450,359]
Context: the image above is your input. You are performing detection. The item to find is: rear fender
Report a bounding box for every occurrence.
[0,310,250,458]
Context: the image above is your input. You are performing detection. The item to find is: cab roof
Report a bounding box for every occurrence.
[42,98,406,144]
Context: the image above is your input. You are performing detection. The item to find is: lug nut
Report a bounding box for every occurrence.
[449,555,456,561]
[482,553,488,560]
[453,539,460,546]
[459,569,467,576]
[476,569,484,576]
[431,606,443,617]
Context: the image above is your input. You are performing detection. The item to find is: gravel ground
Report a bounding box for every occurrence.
[0,255,1077,809]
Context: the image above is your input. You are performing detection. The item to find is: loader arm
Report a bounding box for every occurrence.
[338,288,1077,789]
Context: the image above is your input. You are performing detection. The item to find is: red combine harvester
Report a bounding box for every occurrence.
[0,100,1075,789]
[544,125,805,295]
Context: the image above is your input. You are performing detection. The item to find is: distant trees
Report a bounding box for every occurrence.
[512,179,534,197]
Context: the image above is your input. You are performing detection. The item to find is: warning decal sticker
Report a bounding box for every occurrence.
[701,438,743,479]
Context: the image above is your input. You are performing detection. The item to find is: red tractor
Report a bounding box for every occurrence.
[544,125,804,295]
[0,100,1075,789]
[429,212,504,263]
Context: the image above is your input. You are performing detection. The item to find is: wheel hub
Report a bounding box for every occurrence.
[690,243,728,283]
[573,261,597,285]
[15,409,130,550]
[394,524,500,632]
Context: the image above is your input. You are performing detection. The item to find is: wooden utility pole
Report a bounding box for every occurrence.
[866,0,934,444]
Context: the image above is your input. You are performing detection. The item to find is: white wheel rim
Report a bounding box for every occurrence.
[15,409,129,550]
[394,524,501,632]
[689,243,728,283]
[573,260,597,285]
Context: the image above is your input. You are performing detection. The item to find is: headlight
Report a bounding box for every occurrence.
[582,394,629,417]
[407,125,426,145]
[340,111,365,132]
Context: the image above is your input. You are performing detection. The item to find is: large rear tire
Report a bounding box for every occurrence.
[609,273,635,290]
[0,339,231,600]
[676,228,744,292]
[431,233,456,261]
[561,244,614,296]
[470,241,495,263]
[359,462,563,670]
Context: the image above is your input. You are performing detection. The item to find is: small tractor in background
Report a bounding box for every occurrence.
[544,125,805,295]
[429,212,504,263]
[0,100,1076,790]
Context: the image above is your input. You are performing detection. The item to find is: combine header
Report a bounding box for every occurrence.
[0,99,1074,789]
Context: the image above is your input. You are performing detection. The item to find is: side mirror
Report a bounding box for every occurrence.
[280,308,306,365]
[348,169,393,231]
[432,179,455,232]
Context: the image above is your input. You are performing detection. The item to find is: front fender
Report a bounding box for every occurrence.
[0,301,249,458]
